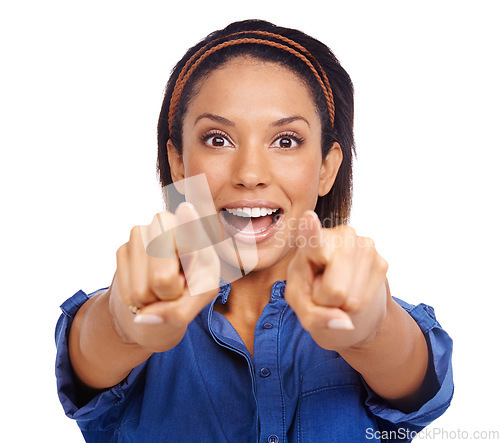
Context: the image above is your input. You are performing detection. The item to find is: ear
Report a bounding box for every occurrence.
[318,142,343,197]
[167,139,185,183]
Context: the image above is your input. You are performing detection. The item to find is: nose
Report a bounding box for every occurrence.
[231,142,272,189]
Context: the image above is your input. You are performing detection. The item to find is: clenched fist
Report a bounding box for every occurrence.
[285,210,389,351]
[109,202,221,353]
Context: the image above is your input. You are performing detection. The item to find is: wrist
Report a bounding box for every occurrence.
[106,289,154,358]
[338,288,395,356]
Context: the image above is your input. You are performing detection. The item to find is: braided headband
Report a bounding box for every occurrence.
[167,31,335,134]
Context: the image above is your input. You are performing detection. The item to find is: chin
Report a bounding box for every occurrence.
[216,239,293,282]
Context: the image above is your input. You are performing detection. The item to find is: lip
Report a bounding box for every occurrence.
[222,200,281,210]
[219,200,284,245]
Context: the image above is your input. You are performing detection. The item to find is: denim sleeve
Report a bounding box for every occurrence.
[362,297,454,441]
[54,288,146,423]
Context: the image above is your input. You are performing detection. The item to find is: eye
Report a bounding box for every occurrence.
[201,131,233,148]
[270,133,305,149]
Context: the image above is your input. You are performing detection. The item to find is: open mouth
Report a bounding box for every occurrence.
[220,206,283,240]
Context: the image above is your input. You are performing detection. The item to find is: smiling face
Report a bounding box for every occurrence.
[168,56,342,276]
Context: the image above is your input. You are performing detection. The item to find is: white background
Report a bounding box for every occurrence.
[1,1,499,441]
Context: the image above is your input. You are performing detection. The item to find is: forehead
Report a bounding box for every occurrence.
[184,56,319,124]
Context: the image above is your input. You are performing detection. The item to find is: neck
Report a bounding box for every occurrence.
[213,251,295,356]
[217,250,292,319]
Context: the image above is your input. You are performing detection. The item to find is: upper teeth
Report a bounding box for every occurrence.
[225,207,279,218]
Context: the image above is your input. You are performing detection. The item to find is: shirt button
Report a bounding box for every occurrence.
[263,322,273,329]
[259,367,271,378]
[268,435,279,443]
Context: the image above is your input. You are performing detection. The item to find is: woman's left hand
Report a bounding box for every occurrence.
[285,210,389,351]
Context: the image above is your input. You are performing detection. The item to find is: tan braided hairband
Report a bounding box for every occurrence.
[167,31,336,134]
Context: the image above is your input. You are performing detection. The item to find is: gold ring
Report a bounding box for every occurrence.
[129,305,141,315]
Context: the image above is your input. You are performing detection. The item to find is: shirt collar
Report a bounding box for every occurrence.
[213,279,286,306]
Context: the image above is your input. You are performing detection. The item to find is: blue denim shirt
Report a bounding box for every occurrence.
[55,281,453,442]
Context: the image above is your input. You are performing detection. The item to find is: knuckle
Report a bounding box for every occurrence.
[331,227,357,249]
[129,225,144,244]
[345,225,357,236]
[359,236,375,249]
[149,264,178,290]
[150,212,163,225]
[131,225,149,253]
[149,271,170,289]
[328,285,348,302]
[116,243,128,262]
[339,225,357,239]
[317,286,347,306]
[129,285,147,304]
[130,224,141,237]
[378,257,389,273]
[151,211,176,228]
[343,297,361,312]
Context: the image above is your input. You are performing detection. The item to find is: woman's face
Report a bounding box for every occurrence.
[169,56,341,274]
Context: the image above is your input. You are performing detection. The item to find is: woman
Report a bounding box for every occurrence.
[56,19,453,442]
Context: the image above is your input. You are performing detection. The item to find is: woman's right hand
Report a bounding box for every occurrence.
[108,202,221,353]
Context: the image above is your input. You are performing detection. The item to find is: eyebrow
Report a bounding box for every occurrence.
[271,116,310,127]
[194,113,235,126]
[193,113,310,128]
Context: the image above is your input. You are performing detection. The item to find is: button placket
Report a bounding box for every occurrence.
[253,297,287,443]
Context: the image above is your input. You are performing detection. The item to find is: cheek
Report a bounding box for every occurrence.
[182,148,221,176]
[182,152,228,197]
[277,155,322,199]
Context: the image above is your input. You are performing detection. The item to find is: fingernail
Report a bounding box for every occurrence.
[177,202,195,211]
[133,314,164,325]
[304,210,320,221]
[327,318,354,330]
